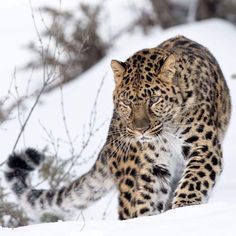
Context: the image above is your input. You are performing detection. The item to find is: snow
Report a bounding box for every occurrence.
[1,203,236,236]
[1,1,236,235]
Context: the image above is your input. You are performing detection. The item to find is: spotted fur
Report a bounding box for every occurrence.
[5,36,231,220]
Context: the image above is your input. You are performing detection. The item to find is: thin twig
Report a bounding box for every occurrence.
[59,82,75,158]
[58,75,107,182]
[12,82,47,153]
[12,0,58,153]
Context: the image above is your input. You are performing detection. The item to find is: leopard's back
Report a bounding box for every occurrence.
[158,36,231,139]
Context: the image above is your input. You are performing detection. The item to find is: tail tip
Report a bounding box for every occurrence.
[6,148,44,171]
[5,148,44,196]
[25,148,45,166]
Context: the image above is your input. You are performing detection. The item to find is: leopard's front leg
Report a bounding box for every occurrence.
[118,163,173,220]
[172,126,222,208]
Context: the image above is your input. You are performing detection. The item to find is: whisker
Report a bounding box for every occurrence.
[108,134,130,146]
[123,137,132,160]
[105,136,130,161]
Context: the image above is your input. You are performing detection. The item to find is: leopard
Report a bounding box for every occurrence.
[5,36,231,221]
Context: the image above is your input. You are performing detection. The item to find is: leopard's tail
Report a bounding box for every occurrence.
[4,148,112,218]
[5,148,44,196]
[4,148,74,216]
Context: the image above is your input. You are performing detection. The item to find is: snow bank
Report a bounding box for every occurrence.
[1,203,236,236]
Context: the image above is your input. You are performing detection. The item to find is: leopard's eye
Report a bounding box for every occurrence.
[149,96,161,105]
[122,99,131,106]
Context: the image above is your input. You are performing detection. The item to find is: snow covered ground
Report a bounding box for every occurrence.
[1,203,236,236]
[1,1,236,235]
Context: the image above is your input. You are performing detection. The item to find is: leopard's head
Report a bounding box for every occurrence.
[111,48,185,141]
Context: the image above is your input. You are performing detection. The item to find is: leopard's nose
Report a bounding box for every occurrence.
[133,118,150,133]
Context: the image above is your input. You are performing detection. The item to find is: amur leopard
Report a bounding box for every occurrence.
[5,36,231,220]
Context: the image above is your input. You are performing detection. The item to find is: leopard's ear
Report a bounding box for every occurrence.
[111,60,126,85]
[159,54,176,84]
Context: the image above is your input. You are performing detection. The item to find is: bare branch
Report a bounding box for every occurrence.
[58,75,107,183]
